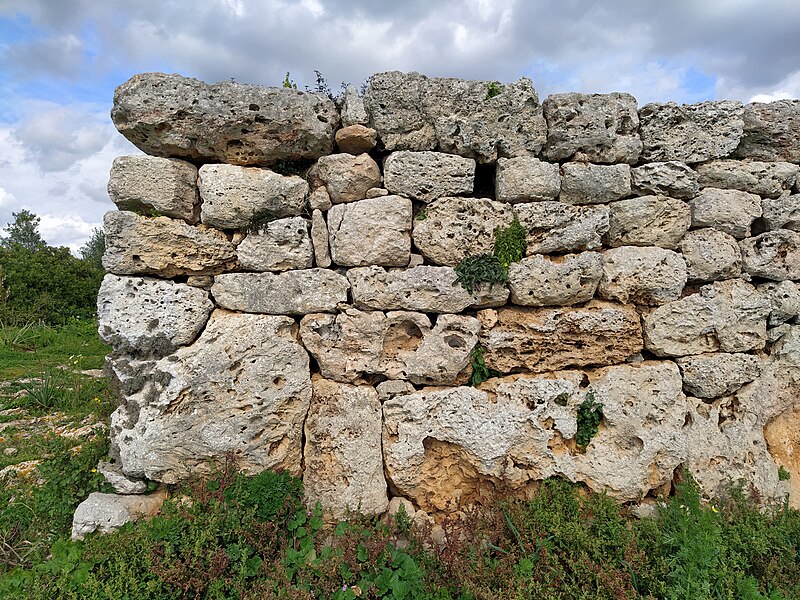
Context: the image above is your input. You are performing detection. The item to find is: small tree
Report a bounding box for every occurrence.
[1,209,47,252]
[79,227,105,271]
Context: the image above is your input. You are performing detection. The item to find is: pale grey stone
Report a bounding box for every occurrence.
[735,100,800,162]
[740,230,800,280]
[103,211,237,277]
[676,353,762,398]
[308,153,381,204]
[679,228,742,282]
[327,196,412,267]
[605,196,691,249]
[335,124,377,154]
[543,92,642,164]
[97,275,213,357]
[689,188,762,238]
[598,246,687,305]
[559,163,631,204]
[108,156,199,223]
[404,314,482,386]
[309,187,332,211]
[515,202,609,254]
[340,85,368,126]
[631,161,699,199]
[413,197,513,266]
[376,380,416,402]
[508,253,602,307]
[762,194,800,231]
[347,265,508,312]
[384,151,475,201]
[495,157,560,203]
[72,491,166,540]
[695,160,798,198]
[407,253,424,267]
[643,279,770,357]
[236,216,313,271]
[639,101,744,163]
[111,72,338,165]
[198,164,308,229]
[311,209,331,268]
[212,270,349,315]
[97,461,147,494]
[758,281,800,325]
[365,187,389,198]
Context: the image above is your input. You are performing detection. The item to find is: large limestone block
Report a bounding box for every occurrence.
[198,164,308,229]
[340,85,368,127]
[335,124,377,155]
[543,92,642,164]
[675,353,762,398]
[108,156,199,223]
[303,378,388,518]
[508,253,602,307]
[347,265,508,313]
[631,161,699,199]
[111,311,312,482]
[212,270,349,315]
[299,309,480,385]
[696,160,798,198]
[735,100,800,162]
[364,71,547,162]
[479,302,642,373]
[689,188,761,238]
[559,163,631,205]
[111,72,338,165]
[97,275,213,357]
[740,230,800,281]
[639,101,744,163]
[413,197,513,266]
[604,195,690,249]
[515,202,609,254]
[327,196,412,267]
[72,491,166,541]
[643,279,770,357]
[679,228,742,282]
[103,211,237,277]
[598,246,687,305]
[236,216,313,271]
[308,153,381,203]
[310,209,331,268]
[758,281,800,325]
[762,194,800,231]
[495,157,560,203]
[384,151,475,201]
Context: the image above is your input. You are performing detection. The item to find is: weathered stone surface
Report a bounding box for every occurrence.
[605,196,690,249]
[311,209,331,268]
[631,161,699,199]
[559,163,631,205]
[72,491,166,541]
[198,164,308,229]
[495,157,560,203]
[366,187,389,199]
[236,216,313,271]
[364,71,547,162]
[328,196,412,267]
[508,253,602,307]
[384,151,475,201]
[676,353,762,398]
[413,197,513,266]
[335,124,377,154]
[515,202,609,254]
[740,230,800,280]
[695,160,798,198]
[479,302,643,373]
[111,73,338,165]
[598,246,687,305]
[762,194,800,231]
[340,85,368,127]
[308,186,332,211]
[764,407,800,509]
[111,311,311,482]
[689,188,761,238]
[543,92,642,164]
[679,228,742,282]
[643,279,770,357]
[639,101,744,163]
[103,211,237,277]
[758,281,800,325]
[308,153,381,204]
[108,156,199,223]
[97,275,213,357]
[347,265,508,313]
[299,310,480,385]
[376,380,416,402]
[735,100,800,162]
[212,270,349,315]
[303,377,388,518]
[97,461,147,495]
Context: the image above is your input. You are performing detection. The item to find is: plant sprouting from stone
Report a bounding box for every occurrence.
[778,465,791,481]
[282,72,297,90]
[468,345,500,387]
[245,208,281,234]
[455,253,508,293]
[575,391,603,450]
[415,208,427,221]
[493,216,526,270]
[486,81,503,99]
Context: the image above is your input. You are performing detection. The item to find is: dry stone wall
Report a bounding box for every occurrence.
[85,71,800,532]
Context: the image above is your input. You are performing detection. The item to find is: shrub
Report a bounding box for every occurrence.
[455,254,507,293]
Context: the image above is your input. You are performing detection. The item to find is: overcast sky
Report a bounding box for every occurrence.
[1,0,799,252]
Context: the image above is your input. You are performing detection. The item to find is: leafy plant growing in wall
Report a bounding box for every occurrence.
[575,391,603,450]
[486,81,503,99]
[455,216,527,292]
[468,345,500,387]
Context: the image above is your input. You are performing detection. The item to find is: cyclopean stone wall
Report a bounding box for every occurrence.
[92,71,800,527]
